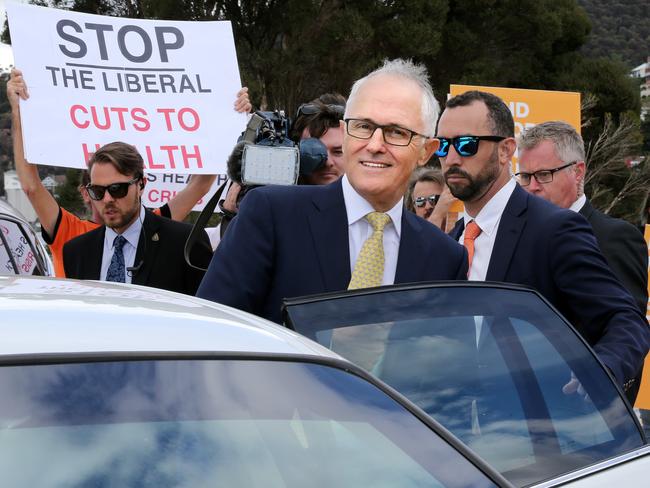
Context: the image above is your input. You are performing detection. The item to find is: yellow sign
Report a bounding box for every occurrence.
[449,85,582,137]
[634,225,650,409]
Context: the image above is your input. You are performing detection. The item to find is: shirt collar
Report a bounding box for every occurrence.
[463,178,517,237]
[341,174,402,237]
[569,194,587,213]
[105,205,145,249]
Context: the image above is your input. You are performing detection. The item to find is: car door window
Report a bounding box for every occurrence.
[0,219,43,276]
[284,284,644,486]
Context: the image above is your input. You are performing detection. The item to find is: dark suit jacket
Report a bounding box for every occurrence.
[450,185,649,393]
[63,210,212,296]
[580,200,648,314]
[197,179,469,324]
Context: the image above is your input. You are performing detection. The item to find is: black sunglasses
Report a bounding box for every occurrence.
[435,135,506,157]
[86,177,140,201]
[296,103,345,119]
[414,194,441,207]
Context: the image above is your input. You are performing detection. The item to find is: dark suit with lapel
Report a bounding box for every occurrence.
[197,179,468,324]
[63,210,212,295]
[450,184,649,394]
[579,200,648,314]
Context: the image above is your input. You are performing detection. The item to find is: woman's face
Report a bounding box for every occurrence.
[412,180,443,219]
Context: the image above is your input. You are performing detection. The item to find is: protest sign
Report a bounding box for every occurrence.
[7,2,246,174]
[143,173,228,210]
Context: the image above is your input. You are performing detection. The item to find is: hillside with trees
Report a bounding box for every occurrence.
[578,0,650,68]
[1,0,648,223]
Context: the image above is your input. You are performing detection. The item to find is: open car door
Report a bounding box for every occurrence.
[283,282,648,487]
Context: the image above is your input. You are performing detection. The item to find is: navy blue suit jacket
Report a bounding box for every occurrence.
[198,179,468,323]
[451,184,649,390]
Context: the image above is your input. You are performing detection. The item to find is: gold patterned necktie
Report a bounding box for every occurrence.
[348,212,392,290]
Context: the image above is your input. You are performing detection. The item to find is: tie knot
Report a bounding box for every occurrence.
[113,235,127,251]
[366,212,391,232]
[464,220,481,241]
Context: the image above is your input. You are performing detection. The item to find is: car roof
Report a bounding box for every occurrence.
[0,199,31,223]
[0,276,340,359]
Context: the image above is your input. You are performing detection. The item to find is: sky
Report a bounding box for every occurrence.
[0,0,29,70]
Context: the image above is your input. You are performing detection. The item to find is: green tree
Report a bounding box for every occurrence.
[55,169,86,217]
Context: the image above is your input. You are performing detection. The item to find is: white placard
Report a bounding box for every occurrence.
[143,173,228,211]
[7,2,246,174]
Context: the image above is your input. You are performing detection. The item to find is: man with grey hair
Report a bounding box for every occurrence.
[197,58,468,323]
[517,121,648,314]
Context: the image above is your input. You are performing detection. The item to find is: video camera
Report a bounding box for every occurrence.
[230,110,329,186]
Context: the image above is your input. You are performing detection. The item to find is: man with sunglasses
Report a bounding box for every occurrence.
[63,142,212,295]
[197,59,467,323]
[7,68,251,277]
[437,90,649,400]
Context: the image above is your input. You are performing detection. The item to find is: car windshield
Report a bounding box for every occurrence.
[0,358,499,488]
[284,284,645,486]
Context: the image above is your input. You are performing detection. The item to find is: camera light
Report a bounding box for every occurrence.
[241,145,300,186]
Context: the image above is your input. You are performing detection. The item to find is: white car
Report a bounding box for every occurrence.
[0,276,511,488]
[0,199,53,276]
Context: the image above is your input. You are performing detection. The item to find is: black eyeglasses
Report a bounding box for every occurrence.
[515,162,577,186]
[413,194,441,207]
[344,118,428,146]
[297,103,345,119]
[85,177,140,201]
[435,135,506,157]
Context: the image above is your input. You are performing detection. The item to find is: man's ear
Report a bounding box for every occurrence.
[417,138,440,167]
[500,137,517,165]
[574,161,586,183]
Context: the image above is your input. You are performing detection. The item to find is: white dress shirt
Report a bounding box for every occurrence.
[459,178,517,281]
[569,194,587,213]
[101,205,145,283]
[341,175,402,286]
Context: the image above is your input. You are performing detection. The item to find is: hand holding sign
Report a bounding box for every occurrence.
[7,3,247,175]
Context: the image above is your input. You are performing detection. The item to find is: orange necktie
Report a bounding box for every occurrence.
[463,220,482,272]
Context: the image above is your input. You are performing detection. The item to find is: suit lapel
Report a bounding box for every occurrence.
[486,185,527,282]
[308,180,351,291]
[579,200,595,222]
[132,211,161,286]
[395,211,427,283]
[87,227,105,280]
[449,219,464,241]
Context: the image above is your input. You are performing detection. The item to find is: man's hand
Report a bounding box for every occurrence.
[235,87,252,113]
[427,186,459,230]
[562,372,591,402]
[222,182,242,213]
[7,68,29,112]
